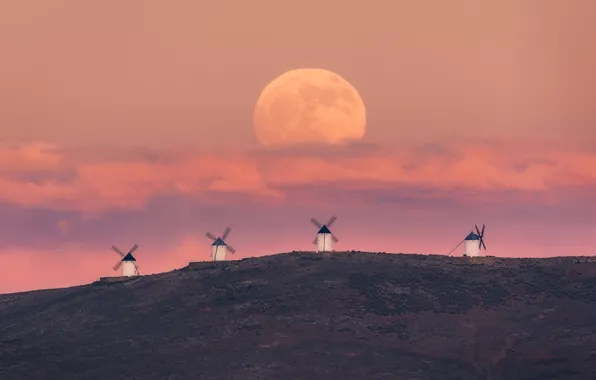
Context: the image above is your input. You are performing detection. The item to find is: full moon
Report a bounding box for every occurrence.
[253,68,366,146]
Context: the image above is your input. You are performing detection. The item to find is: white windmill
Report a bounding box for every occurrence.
[310,215,339,252]
[111,244,140,277]
[447,224,487,257]
[205,227,236,261]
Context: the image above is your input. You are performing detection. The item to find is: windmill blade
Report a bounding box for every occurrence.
[111,245,125,257]
[327,215,338,227]
[475,224,482,237]
[310,218,322,229]
[133,262,140,275]
[447,239,466,256]
[128,244,139,254]
[222,227,232,240]
[331,234,339,243]
[480,238,487,250]
[227,245,236,254]
[481,224,485,236]
[113,259,123,271]
[205,232,217,241]
[312,236,318,245]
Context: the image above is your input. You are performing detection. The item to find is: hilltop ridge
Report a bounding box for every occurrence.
[1,251,596,379]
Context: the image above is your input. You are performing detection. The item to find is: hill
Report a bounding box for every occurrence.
[1,251,596,379]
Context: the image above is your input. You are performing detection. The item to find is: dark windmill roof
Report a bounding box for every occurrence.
[211,237,227,246]
[318,225,332,234]
[122,253,136,261]
[465,232,480,241]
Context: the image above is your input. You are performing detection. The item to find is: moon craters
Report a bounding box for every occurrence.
[253,68,366,147]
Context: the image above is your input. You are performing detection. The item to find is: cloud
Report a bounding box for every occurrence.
[0,142,63,171]
[248,141,385,159]
[0,140,594,214]
[0,144,283,213]
[56,219,71,234]
[255,138,596,194]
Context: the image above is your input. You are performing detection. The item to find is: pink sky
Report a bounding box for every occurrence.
[1,0,595,293]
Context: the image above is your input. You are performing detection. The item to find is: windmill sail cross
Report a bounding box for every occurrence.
[311,216,339,253]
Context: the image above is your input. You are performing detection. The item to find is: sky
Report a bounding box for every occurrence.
[1,0,595,293]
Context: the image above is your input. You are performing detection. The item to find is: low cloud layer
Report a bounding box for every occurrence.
[1,140,594,214]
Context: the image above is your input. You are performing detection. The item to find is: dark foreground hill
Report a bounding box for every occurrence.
[2,251,596,380]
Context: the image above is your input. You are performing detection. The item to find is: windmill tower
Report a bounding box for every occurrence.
[447,224,487,257]
[310,215,339,252]
[205,227,236,261]
[111,244,140,277]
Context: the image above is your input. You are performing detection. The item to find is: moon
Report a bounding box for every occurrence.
[253,68,366,147]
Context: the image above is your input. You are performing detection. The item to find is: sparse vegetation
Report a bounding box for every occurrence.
[1,251,596,379]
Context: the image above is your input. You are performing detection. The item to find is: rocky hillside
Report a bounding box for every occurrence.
[1,251,596,379]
